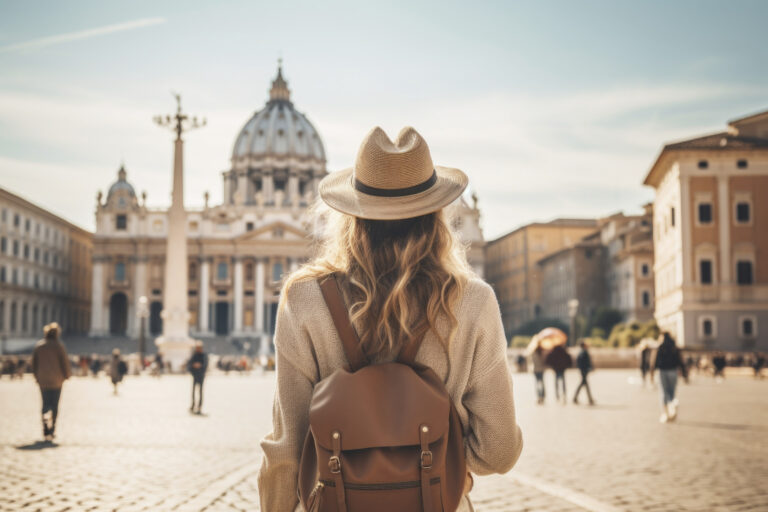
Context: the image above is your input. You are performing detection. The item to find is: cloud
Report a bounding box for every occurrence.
[0,18,167,54]
[0,81,763,238]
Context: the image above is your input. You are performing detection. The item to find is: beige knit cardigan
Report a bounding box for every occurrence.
[257,276,523,511]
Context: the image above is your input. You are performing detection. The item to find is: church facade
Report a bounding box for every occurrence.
[89,66,485,346]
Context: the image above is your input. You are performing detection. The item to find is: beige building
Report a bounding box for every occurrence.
[484,218,598,336]
[538,233,605,327]
[90,65,485,348]
[644,109,768,350]
[0,188,92,340]
[599,206,655,323]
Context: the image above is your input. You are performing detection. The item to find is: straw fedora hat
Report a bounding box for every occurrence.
[319,126,468,220]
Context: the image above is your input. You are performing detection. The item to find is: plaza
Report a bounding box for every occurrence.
[1,367,766,511]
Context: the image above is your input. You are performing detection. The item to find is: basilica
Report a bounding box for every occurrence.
[88,65,485,347]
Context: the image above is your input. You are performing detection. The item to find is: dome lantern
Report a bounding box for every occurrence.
[269,59,291,104]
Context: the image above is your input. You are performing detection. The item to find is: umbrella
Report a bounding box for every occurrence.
[527,327,568,352]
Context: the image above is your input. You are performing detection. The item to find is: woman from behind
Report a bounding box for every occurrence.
[653,332,687,423]
[257,126,523,511]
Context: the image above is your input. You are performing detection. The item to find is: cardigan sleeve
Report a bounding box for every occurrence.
[257,287,318,512]
[461,284,523,475]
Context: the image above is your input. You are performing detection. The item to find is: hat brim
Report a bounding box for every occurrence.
[319,165,469,220]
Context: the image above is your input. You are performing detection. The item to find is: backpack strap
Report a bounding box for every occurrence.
[396,328,427,366]
[319,275,368,372]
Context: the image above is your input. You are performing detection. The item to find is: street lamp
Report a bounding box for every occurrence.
[137,295,149,372]
[567,299,580,347]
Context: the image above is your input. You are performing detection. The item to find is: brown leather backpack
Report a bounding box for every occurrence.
[298,275,467,512]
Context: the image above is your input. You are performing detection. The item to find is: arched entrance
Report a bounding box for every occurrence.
[109,292,128,335]
[215,302,229,336]
[149,301,163,335]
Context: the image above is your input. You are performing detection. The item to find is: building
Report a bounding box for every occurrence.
[538,233,605,327]
[0,188,92,340]
[599,206,655,323]
[484,218,598,336]
[644,109,768,350]
[89,65,485,346]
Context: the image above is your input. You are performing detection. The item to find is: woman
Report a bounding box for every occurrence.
[653,332,687,423]
[31,323,71,441]
[529,339,547,404]
[109,348,127,395]
[257,127,523,511]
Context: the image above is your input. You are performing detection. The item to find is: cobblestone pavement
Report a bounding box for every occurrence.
[1,369,767,511]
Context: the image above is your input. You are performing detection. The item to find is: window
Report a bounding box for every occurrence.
[0,301,4,331]
[13,240,19,256]
[698,160,709,169]
[12,268,18,284]
[217,262,228,280]
[700,259,713,285]
[246,222,255,231]
[737,159,748,169]
[245,263,254,281]
[272,262,283,282]
[585,249,593,259]
[739,317,756,338]
[115,262,126,281]
[25,219,30,232]
[0,266,5,283]
[670,207,676,227]
[641,263,650,277]
[0,237,5,253]
[736,261,753,285]
[189,262,197,280]
[698,203,713,224]
[736,202,750,223]
[116,215,127,230]
[642,291,651,308]
[10,302,16,332]
[23,244,29,259]
[701,318,714,337]
[13,214,20,227]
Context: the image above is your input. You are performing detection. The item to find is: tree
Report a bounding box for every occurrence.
[588,307,624,337]
[514,317,569,337]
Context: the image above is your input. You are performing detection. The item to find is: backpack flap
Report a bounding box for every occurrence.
[309,362,450,452]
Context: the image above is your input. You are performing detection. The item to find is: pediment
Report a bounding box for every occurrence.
[238,220,309,241]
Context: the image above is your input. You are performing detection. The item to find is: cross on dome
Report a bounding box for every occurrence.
[269,60,291,103]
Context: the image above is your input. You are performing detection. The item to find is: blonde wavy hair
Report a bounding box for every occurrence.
[285,205,471,358]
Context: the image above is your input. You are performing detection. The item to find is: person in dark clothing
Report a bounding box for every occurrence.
[31,323,71,441]
[545,343,572,403]
[188,342,208,414]
[712,352,727,381]
[640,343,653,387]
[653,332,687,423]
[573,341,595,405]
[753,352,765,380]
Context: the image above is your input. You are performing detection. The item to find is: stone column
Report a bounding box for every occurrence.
[233,257,244,334]
[263,169,274,206]
[89,259,104,336]
[289,258,299,274]
[199,258,210,334]
[717,175,731,285]
[288,170,299,205]
[255,258,265,345]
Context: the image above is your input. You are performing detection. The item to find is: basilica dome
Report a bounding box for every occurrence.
[231,65,326,163]
[107,165,136,200]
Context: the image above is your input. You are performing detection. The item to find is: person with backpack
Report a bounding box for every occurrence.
[109,348,127,395]
[257,127,523,512]
[31,323,71,441]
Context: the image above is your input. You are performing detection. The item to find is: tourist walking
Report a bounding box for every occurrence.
[188,342,208,414]
[653,332,687,423]
[545,342,573,403]
[753,352,765,379]
[109,349,127,395]
[573,341,595,405]
[31,323,71,441]
[712,352,727,382]
[530,341,547,404]
[257,127,522,512]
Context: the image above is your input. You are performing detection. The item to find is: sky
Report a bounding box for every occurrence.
[0,0,767,239]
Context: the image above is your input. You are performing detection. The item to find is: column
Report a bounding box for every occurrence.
[129,256,147,338]
[235,172,249,205]
[263,169,274,205]
[717,175,731,285]
[199,258,210,334]
[233,257,244,334]
[288,170,299,206]
[89,259,104,336]
[255,258,265,337]
[289,258,299,274]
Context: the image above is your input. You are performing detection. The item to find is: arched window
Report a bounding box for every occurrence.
[115,262,126,281]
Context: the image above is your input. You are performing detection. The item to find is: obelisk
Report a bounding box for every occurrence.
[153,94,206,370]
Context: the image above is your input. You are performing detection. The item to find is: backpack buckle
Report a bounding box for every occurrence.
[420,450,433,470]
[328,455,342,474]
